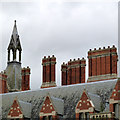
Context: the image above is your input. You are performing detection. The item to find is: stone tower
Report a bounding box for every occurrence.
[5,20,22,92]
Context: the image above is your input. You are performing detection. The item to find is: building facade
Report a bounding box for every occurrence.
[0,21,120,120]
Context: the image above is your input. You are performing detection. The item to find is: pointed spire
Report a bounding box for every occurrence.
[8,20,22,51]
[7,20,22,62]
[12,20,18,39]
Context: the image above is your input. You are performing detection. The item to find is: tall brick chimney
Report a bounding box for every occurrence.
[61,58,86,86]
[0,71,8,94]
[87,45,118,82]
[41,55,56,88]
[21,66,30,91]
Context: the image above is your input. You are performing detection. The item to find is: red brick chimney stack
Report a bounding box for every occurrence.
[21,66,30,91]
[0,71,8,94]
[80,57,86,83]
[41,55,56,88]
[88,45,118,82]
[61,58,86,86]
[61,62,67,85]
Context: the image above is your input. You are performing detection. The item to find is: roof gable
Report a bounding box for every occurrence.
[76,90,94,112]
[8,99,23,118]
[40,96,56,115]
[110,78,120,101]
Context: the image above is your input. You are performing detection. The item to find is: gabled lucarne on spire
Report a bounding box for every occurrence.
[8,20,22,63]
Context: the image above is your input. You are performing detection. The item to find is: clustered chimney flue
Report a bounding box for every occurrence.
[61,58,86,85]
[21,67,31,91]
[41,55,56,88]
[0,71,8,93]
[88,45,118,82]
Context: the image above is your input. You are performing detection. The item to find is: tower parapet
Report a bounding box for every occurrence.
[87,45,118,82]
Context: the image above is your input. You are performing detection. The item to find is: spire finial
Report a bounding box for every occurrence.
[14,20,16,24]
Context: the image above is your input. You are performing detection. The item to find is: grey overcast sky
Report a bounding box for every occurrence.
[0,0,118,90]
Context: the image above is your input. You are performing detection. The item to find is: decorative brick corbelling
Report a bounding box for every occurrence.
[41,82,56,88]
[8,114,23,119]
[39,111,56,117]
[76,107,94,113]
[87,74,117,82]
[109,99,120,104]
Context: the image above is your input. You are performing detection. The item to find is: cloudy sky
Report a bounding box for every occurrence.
[0,0,119,90]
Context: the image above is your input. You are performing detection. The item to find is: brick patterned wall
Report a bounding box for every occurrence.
[0,72,8,94]
[21,66,30,91]
[61,58,86,85]
[88,45,118,82]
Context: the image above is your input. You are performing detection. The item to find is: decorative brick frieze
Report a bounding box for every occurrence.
[88,74,117,82]
[88,45,118,82]
[41,82,56,88]
[61,58,86,85]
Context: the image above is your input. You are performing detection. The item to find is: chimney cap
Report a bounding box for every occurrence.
[112,45,115,48]
[44,56,46,58]
[52,55,55,57]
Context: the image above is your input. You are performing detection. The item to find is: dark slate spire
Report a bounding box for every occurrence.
[8,20,22,62]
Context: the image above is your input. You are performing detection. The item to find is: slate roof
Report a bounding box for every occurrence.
[1,79,118,119]
[51,96,64,115]
[18,100,32,118]
[88,92,101,111]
